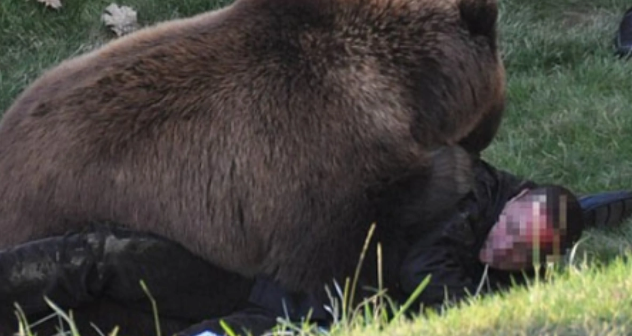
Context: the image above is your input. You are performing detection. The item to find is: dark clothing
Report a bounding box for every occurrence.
[399,159,537,307]
[0,225,256,336]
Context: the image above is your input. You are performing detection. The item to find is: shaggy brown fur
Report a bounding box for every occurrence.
[0,0,505,325]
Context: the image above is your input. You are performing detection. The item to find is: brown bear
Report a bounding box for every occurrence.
[0,0,505,314]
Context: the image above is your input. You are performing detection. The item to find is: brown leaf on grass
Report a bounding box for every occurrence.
[37,0,62,9]
[101,3,140,37]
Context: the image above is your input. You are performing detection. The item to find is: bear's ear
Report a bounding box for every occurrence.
[458,0,498,39]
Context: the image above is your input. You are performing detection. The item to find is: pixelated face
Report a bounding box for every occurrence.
[478,188,573,271]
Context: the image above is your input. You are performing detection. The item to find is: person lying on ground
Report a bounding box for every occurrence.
[1,157,631,336]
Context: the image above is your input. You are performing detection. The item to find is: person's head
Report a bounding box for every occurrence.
[479,185,584,271]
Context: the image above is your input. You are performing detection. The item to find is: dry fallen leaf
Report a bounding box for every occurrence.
[37,0,62,9]
[101,3,140,37]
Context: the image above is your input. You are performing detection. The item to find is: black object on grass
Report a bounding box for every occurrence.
[614,7,632,58]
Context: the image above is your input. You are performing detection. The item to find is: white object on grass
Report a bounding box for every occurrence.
[37,0,62,9]
[101,3,139,37]
[192,331,224,336]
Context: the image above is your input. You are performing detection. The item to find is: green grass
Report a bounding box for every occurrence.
[2,0,632,335]
[333,258,632,336]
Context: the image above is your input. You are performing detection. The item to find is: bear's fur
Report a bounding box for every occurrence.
[0,0,505,303]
